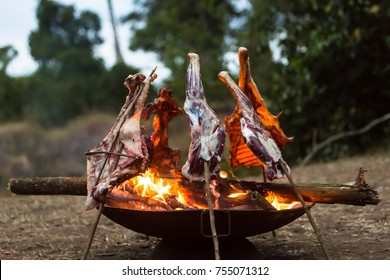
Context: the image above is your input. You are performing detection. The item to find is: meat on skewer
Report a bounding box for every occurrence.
[142,88,183,174]
[218,71,287,180]
[238,47,291,149]
[181,53,226,181]
[85,72,157,210]
[225,48,291,170]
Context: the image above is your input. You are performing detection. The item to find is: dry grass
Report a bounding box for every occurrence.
[0,113,115,186]
[0,151,388,260]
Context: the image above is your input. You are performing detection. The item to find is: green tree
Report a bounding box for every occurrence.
[232,1,281,98]
[29,0,103,68]
[27,0,105,126]
[239,1,390,163]
[124,0,239,108]
[96,62,141,112]
[0,45,24,121]
[0,45,18,73]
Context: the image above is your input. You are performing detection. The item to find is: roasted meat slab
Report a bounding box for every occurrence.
[85,72,157,210]
[238,47,291,148]
[218,71,287,180]
[142,88,183,174]
[225,48,291,170]
[181,53,226,181]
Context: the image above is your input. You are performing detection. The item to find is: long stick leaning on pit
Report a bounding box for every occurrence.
[82,145,124,259]
[279,160,330,260]
[204,161,220,260]
[83,143,116,259]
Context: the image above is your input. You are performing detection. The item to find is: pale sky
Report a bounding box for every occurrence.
[0,0,167,77]
[1,0,281,80]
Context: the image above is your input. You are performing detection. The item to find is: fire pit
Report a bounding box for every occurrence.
[8,173,378,259]
[101,207,307,239]
[7,47,381,259]
[9,174,378,240]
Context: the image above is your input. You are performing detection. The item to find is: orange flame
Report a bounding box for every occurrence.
[117,169,302,211]
[227,192,248,198]
[119,169,208,210]
[131,170,173,204]
[265,193,300,210]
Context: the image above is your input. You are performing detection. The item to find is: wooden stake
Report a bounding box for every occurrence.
[263,166,277,238]
[82,202,104,260]
[204,161,220,260]
[279,160,330,260]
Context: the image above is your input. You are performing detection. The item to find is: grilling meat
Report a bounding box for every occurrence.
[142,88,183,174]
[238,47,291,149]
[85,72,157,210]
[218,71,287,180]
[225,47,291,169]
[181,53,226,181]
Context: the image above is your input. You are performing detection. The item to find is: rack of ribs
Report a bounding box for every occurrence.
[218,71,287,180]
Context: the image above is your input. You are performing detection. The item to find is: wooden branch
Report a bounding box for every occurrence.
[301,112,390,166]
[8,177,87,196]
[240,180,380,206]
[107,0,124,64]
[8,175,380,206]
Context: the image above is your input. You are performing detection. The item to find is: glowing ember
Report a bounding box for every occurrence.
[227,192,248,198]
[219,170,228,178]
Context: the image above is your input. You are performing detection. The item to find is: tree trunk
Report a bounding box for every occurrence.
[107,0,124,64]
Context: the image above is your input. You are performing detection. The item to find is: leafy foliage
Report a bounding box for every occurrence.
[24,0,104,126]
[1,0,389,167]
[235,1,390,163]
[0,45,24,121]
[123,0,240,107]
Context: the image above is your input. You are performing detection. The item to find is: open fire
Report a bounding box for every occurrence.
[110,169,302,211]
[85,48,306,214]
[4,47,381,260]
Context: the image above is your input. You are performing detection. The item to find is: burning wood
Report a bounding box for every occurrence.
[109,169,280,211]
[8,169,380,209]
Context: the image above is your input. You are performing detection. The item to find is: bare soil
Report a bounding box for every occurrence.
[1,152,389,260]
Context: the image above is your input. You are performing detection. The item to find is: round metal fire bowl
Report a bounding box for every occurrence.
[102,206,310,239]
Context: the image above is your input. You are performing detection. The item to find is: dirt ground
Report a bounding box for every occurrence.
[1,152,389,260]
